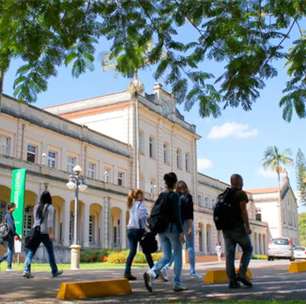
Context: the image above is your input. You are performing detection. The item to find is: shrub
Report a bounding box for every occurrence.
[253,254,268,260]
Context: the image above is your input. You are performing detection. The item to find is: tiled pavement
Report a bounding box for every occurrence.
[0,260,306,303]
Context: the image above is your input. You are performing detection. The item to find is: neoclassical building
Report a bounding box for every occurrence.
[0,82,299,262]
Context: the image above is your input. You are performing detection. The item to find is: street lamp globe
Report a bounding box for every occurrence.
[66,180,76,190]
[79,183,88,192]
[73,165,82,175]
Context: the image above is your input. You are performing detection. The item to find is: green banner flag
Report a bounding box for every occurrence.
[10,168,27,236]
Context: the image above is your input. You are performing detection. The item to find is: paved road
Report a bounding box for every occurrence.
[0,260,306,303]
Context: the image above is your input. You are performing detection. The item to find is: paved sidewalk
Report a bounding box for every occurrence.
[0,260,305,303]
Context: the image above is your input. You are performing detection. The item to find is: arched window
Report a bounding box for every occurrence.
[149,136,155,159]
[163,143,170,165]
[185,153,190,172]
[176,148,182,169]
[139,130,145,154]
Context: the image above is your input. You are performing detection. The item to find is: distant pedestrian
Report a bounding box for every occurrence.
[215,174,253,288]
[144,172,186,292]
[23,191,63,278]
[161,181,201,280]
[215,242,222,262]
[0,203,20,271]
[124,189,154,280]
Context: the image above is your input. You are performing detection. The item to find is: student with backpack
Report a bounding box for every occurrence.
[161,180,201,280]
[213,174,253,289]
[124,189,154,280]
[23,191,63,278]
[0,203,20,271]
[144,172,186,292]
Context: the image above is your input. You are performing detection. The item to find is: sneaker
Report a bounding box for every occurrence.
[190,272,202,280]
[23,272,34,279]
[173,285,188,292]
[229,281,241,289]
[143,271,154,292]
[237,276,253,287]
[52,270,63,278]
[160,267,169,282]
[124,273,137,281]
[6,268,13,272]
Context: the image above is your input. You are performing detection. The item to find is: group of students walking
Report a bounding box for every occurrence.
[125,172,253,292]
[0,171,253,292]
[0,191,62,278]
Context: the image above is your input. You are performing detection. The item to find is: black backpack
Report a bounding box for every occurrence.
[213,188,237,231]
[148,192,171,234]
[0,222,10,241]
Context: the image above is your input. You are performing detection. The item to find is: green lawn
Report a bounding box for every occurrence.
[0,262,146,272]
[176,302,306,304]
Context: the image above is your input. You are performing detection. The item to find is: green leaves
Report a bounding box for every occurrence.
[296,149,306,204]
[0,0,305,121]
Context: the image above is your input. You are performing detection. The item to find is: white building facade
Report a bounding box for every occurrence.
[0,83,299,262]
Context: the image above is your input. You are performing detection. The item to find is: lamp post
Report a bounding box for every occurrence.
[66,165,87,270]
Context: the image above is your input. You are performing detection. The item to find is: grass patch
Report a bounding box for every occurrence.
[176,300,306,304]
[0,262,146,272]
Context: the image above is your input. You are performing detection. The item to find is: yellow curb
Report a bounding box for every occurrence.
[57,279,132,300]
[288,261,306,273]
[203,268,253,284]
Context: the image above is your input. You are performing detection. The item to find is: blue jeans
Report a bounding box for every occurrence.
[0,236,14,268]
[167,221,196,275]
[24,234,58,275]
[223,226,253,282]
[152,226,182,287]
[125,228,154,274]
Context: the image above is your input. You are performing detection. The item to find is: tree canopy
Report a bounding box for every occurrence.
[298,213,306,246]
[296,149,306,205]
[262,145,293,186]
[0,1,305,121]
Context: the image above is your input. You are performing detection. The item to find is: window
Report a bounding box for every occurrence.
[48,151,57,168]
[87,162,96,179]
[118,171,125,186]
[0,136,11,156]
[163,143,170,165]
[149,136,155,159]
[27,144,37,163]
[139,130,145,154]
[104,167,112,183]
[185,153,190,172]
[23,207,33,237]
[67,156,77,173]
[150,180,157,196]
[176,148,182,169]
[256,209,262,221]
[89,215,95,244]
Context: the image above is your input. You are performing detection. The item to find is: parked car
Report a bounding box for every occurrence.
[267,238,294,261]
[293,246,306,260]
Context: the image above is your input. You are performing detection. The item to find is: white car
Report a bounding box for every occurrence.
[267,237,294,261]
[293,246,306,260]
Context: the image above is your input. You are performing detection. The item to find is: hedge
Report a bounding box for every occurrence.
[80,248,163,264]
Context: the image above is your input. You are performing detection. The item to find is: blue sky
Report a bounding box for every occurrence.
[3,27,306,211]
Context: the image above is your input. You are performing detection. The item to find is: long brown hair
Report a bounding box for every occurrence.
[176,180,189,194]
[127,189,144,209]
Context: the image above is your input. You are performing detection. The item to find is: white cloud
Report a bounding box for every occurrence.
[198,158,213,172]
[207,122,258,140]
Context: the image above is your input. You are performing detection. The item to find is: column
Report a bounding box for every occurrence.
[83,203,90,248]
[102,197,110,248]
[121,207,127,249]
[63,197,71,247]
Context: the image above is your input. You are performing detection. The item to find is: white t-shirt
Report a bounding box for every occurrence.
[127,201,148,229]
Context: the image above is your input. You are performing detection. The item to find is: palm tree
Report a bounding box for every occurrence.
[262,146,293,190]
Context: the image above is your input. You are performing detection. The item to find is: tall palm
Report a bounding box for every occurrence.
[262,146,293,190]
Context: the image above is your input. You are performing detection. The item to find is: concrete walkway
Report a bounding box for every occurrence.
[0,260,305,303]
